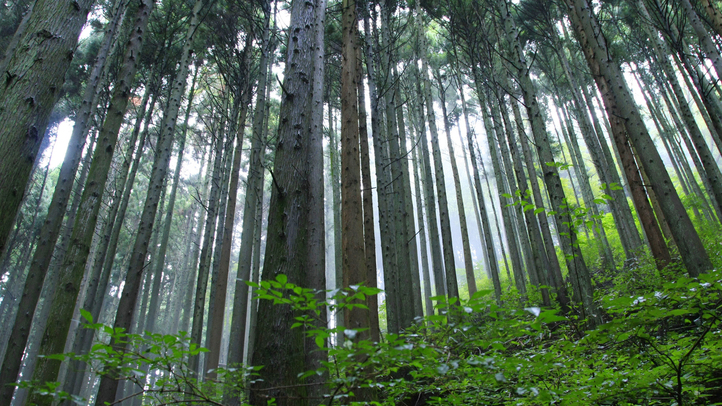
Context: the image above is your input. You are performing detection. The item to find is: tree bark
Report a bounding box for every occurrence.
[0,0,94,256]
[248,0,326,400]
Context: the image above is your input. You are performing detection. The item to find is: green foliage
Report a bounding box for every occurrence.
[25,267,722,405]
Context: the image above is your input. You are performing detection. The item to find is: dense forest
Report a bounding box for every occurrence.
[1,0,722,404]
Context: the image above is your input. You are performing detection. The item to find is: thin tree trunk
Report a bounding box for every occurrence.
[357,42,380,341]
[458,83,502,301]
[436,74,477,296]
[93,1,205,402]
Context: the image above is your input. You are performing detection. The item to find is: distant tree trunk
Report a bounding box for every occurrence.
[0,0,94,257]
[190,119,226,375]
[226,11,272,386]
[418,20,459,301]
[496,0,598,325]
[145,67,198,337]
[479,88,526,296]
[558,99,615,270]
[436,73,477,296]
[458,84,502,301]
[357,43,380,341]
[495,95,540,289]
[409,115,435,316]
[93,1,205,402]
[504,92,552,306]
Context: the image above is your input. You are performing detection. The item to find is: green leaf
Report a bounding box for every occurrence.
[276,274,288,285]
[80,308,93,323]
[534,207,545,215]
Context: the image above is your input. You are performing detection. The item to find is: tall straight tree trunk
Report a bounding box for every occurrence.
[305,0,328,398]
[458,83,502,301]
[357,42,380,342]
[481,90,526,296]
[393,66,423,319]
[552,30,642,260]
[451,72,490,279]
[408,113,435,316]
[145,67,198,337]
[558,99,615,270]
[504,92,552,306]
[226,11,272,386]
[248,0,327,401]
[27,2,157,400]
[647,73,721,221]
[0,0,94,256]
[364,9,400,333]
[64,88,155,400]
[191,118,226,376]
[566,0,710,276]
[329,102,344,340]
[379,8,415,325]
[497,103,539,290]
[93,1,205,402]
[417,17,459,301]
[436,74,477,296]
[340,0,370,358]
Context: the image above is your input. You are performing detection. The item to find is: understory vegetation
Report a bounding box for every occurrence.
[23,226,722,406]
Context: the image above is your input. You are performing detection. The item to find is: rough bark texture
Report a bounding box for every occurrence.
[341,0,370,355]
[248,0,324,401]
[0,0,93,257]
[0,2,124,398]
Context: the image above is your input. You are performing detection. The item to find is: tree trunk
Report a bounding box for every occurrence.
[458,83,503,301]
[248,0,326,400]
[226,11,272,385]
[0,0,94,256]
[418,17,459,301]
[93,1,205,402]
[364,9,399,333]
[340,2,370,393]
[566,0,710,276]
[436,74,477,296]
[357,41,380,342]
